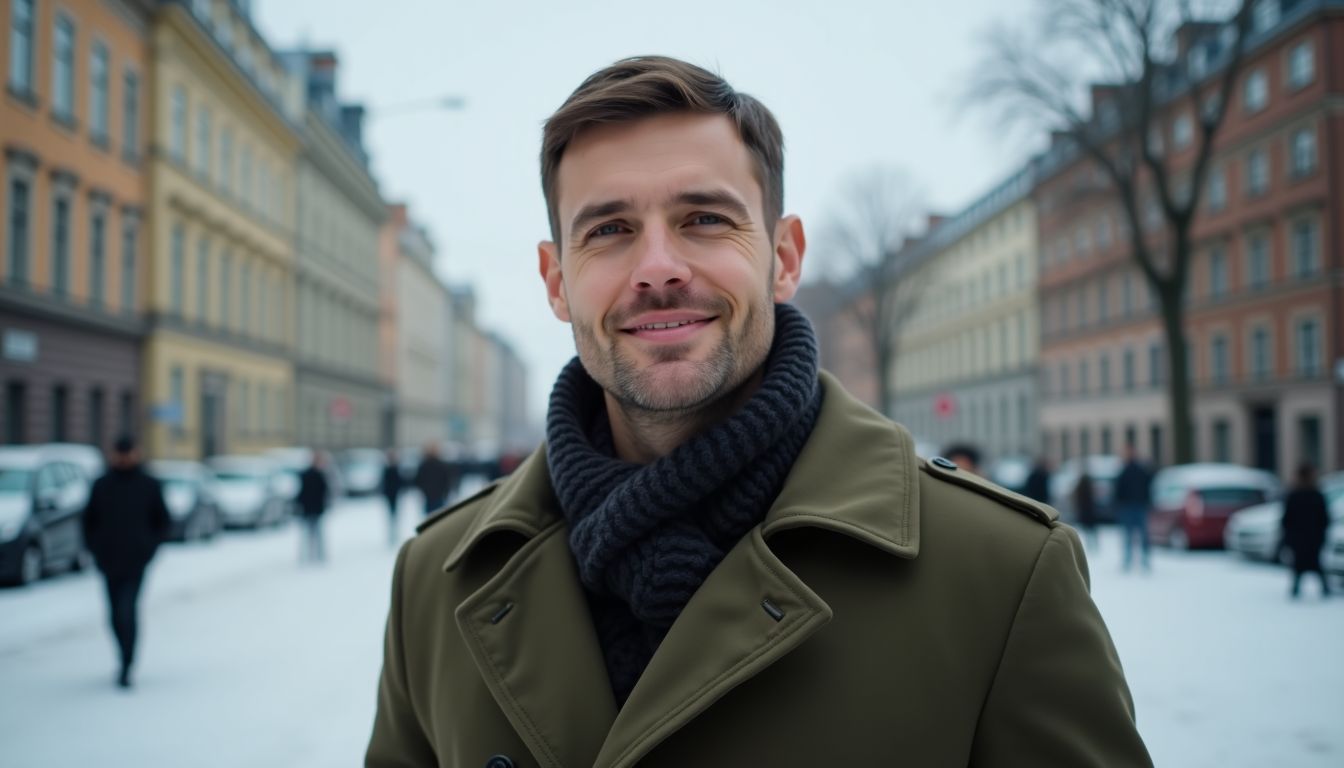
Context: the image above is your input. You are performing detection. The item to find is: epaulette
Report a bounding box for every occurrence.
[919,456,1059,526]
[415,481,502,534]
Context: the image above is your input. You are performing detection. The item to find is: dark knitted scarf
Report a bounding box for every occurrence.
[545,303,823,705]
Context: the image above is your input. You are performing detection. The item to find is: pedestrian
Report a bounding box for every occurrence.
[1023,455,1052,504]
[81,435,170,689]
[412,443,452,516]
[1282,462,1332,599]
[381,448,405,547]
[366,56,1150,767]
[296,451,330,564]
[1073,466,1099,550]
[942,442,983,476]
[1114,442,1154,571]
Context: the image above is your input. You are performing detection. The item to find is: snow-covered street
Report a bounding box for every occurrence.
[1,499,1340,767]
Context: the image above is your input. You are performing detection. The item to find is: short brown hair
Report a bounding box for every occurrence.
[540,56,785,244]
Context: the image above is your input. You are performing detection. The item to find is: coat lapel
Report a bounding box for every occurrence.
[449,451,617,768]
[593,372,921,768]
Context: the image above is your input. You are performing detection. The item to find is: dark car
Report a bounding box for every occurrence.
[0,446,94,586]
[147,460,222,543]
[1149,463,1280,550]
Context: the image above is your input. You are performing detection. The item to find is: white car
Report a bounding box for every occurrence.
[207,456,288,529]
[339,448,386,496]
[147,460,222,542]
[1050,454,1123,522]
[1226,473,1344,563]
[1323,523,1344,579]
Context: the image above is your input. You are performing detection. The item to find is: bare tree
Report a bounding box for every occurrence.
[971,0,1255,465]
[818,167,928,418]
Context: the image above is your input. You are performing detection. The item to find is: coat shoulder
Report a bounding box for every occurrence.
[919,456,1060,528]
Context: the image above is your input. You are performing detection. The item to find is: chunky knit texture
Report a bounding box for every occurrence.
[545,303,823,704]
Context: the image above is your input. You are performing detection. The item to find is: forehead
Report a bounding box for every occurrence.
[555,113,762,222]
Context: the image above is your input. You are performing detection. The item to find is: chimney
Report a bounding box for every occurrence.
[340,104,366,149]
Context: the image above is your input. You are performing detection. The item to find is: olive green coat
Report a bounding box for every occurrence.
[366,374,1152,767]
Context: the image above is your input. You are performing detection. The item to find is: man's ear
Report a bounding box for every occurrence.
[538,241,570,322]
[771,215,805,303]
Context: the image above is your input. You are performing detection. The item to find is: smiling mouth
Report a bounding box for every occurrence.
[624,318,715,332]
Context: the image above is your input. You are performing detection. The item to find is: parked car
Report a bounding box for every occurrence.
[0,446,94,586]
[39,442,106,482]
[339,448,386,496]
[264,447,344,499]
[147,460,222,543]
[987,455,1033,494]
[1322,523,1344,580]
[1149,463,1279,550]
[1225,472,1344,563]
[206,455,289,529]
[1049,455,1123,523]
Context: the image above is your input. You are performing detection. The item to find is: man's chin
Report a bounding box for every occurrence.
[616,361,724,413]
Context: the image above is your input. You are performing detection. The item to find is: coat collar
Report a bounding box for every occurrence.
[443,370,920,573]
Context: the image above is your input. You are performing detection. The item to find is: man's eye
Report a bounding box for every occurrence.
[591,223,625,238]
[691,214,727,226]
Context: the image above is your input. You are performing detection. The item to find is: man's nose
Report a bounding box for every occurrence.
[629,224,692,290]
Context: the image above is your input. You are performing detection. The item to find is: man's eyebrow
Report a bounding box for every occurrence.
[568,199,633,243]
[673,190,753,221]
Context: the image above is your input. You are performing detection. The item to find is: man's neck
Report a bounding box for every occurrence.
[605,370,764,464]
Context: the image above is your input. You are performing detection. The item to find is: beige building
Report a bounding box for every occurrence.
[892,165,1041,462]
[142,0,299,460]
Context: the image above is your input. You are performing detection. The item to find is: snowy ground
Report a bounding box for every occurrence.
[1,498,1340,767]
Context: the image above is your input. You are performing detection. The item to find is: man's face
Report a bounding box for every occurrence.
[539,113,804,414]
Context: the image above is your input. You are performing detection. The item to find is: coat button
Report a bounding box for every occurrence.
[485,756,516,768]
[931,456,958,470]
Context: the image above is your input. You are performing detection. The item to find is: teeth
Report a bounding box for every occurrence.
[640,320,695,330]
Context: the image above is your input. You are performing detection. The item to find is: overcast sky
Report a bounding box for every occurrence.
[254,0,1042,427]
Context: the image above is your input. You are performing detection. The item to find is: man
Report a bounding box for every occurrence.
[381,449,406,547]
[412,443,452,516]
[81,435,170,689]
[1114,442,1154,572]
[1022,455,1053,504]
[296,451,330,563]
[1282,462,1332,599]
[367,56,1150,767]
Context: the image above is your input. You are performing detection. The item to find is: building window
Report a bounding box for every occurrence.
[122,70,141,159]
[1299,415,1322,470]
[7,176,32,286]
[1288,40,1314,89]
[51,194,71,297]
[118,390,134,438]
[1079,359,1090,395]
[1291,128,1317,177]
[1097,278,1109,322]
[1123,347,1136,391]
[89,208,106,307]
[8,0,36,93]
[196,236,210,323]
[1291,219,1318,279]
[1247,233,1270,289]
[239,380,250,433]
[121,218,137,312]
[1100,353,1111,394]
[1060,363,1070,397]
[4,382,27,443]
[1245,148,1269,196]
[1251,326,1272,381]
[1213,419,1231,462]
[1243,68,1268,113]
[1121,272,1134,316]
[1209,246,1228,298]
[1295,318,1321,377]
[170,223,185,315]
[89,388,105,449]
[220,126,234,194]
[1150,424,1164,467]
[90,42,110,142]
[220,249,232,328]
[170,85,187,162]
[239,144,253,209]
[196,104,212,178]
[1080,428,1092,457]
[240,262,251,333]
[1149,342,1163,388]
[51,384,69,442]
[52,14,75,119]
[1254,0,1280,33]
[1207,165,1227,212]
[1211,334,1230,385]
[170,366,185,436]
[1172,115,1193,150]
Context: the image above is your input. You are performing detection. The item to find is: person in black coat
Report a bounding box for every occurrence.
[81,435,170,689]
[413,443,454,516]
[1282,463,1332,599]
[1022,457,1052,504]
[1073,467,1099,550]
[296,451,330,564]
[1113,443,1154,572]
[381,449,405,547]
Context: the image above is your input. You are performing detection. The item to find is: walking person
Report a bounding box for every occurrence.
[1114,443,1154,571]
[1073,466,1099,550]
[367,56,1150,766]
[1282,462,1332,599]
[381,449,405,547]
[1022,456,1053,504]
[81,435,170,689]
[412,443,452,516]
[296,451,330,564]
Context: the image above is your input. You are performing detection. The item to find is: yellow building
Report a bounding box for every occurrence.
[143,0,298,459]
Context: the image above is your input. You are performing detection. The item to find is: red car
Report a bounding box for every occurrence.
[1148,464,1280,550]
